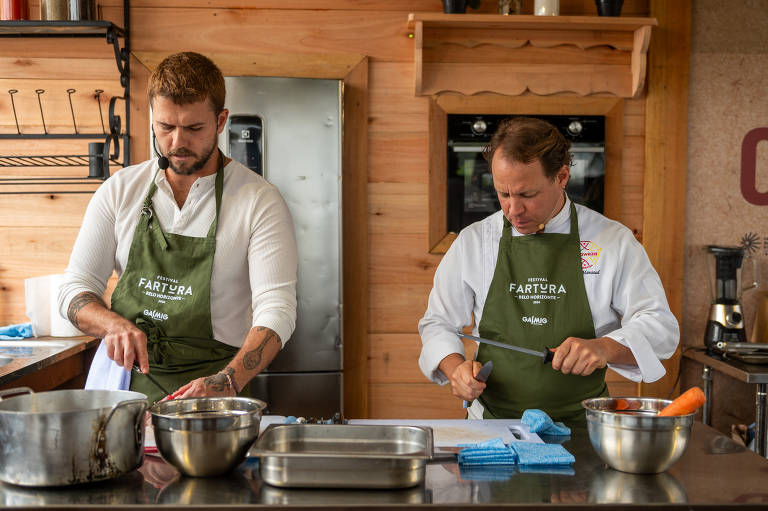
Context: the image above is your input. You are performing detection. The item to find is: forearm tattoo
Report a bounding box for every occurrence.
[66,291,106,329]
[243,327,280,370]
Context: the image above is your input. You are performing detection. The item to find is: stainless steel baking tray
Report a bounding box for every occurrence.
[250,424,433,489]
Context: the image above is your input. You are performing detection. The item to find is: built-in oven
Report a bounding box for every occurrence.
[446,114,606,233]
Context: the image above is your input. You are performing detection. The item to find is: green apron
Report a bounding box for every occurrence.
[111,154,241,403]
[477,202,607,422]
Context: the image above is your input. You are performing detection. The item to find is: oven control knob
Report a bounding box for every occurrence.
[567,121,583,136]
[472,120,488,134]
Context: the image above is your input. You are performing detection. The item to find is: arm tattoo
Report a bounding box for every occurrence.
[66,291,106,329]
[243,327,280,370]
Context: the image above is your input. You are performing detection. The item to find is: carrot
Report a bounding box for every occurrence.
[658,387,706,417]
[614,399,631,411]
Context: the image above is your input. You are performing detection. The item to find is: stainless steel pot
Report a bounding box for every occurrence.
[0,387,148,486]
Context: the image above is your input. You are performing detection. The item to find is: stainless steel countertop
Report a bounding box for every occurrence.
[684,348,768,384]
[0,422,766,508]
[0,336,99,387]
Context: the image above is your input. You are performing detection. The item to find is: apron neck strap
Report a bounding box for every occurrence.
[141,150,226,239]
[501,197,577,238]
[207,151,225,238]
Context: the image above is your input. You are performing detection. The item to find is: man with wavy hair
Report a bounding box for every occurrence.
[59,52,297,403]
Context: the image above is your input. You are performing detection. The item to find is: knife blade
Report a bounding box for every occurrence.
[458,332,554,364]
[475,360,493,382]
[132,363,173,397]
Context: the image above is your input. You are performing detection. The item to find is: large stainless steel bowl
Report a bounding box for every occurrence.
[150,397,266,477]
[582,397,694,474]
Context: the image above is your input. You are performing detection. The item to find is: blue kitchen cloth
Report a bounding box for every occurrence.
[457,437,517,466]
[509,441,575,465]
[0,322,33,340]
[522,409,571,436]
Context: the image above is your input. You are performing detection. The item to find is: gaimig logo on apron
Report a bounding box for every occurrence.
[137,275,194,305]
[580,240,602,274]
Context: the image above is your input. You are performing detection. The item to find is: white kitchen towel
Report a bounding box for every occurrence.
[84,341,131,391]
[25,274,84,337]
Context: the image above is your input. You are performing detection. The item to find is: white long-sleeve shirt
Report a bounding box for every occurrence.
[419,197,679,385]
[58,158,298,348]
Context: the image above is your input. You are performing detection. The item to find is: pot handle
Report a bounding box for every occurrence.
[0,387,34,401]
[95,398,149,457]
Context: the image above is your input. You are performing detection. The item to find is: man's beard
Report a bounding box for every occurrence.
[167,138,217,176]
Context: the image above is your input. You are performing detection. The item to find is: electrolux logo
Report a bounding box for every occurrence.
[522,315,548,326]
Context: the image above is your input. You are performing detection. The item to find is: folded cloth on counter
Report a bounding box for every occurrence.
[509,441,575,465]
[522,409,571,436]
[0,322,33,340]
[457,437,517,466]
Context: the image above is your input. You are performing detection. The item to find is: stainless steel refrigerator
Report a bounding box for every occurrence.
[222,77,343,418]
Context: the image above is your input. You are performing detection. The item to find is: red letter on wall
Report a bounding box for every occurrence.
[742,127,768,205]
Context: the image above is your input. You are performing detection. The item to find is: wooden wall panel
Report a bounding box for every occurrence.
[640,0,690,398]
[109,8,414,62]
[369,382,466,419]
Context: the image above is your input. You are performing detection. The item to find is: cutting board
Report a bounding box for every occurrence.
[346,419,542,448]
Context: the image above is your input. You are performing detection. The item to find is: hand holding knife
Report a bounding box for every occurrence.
[462,359,493,409]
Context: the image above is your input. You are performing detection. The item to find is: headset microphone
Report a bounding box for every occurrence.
[152,132,169,170]
[158,154,169,171]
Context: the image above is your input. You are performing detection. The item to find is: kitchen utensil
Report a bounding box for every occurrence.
[704,245,758,355]
[0,387,147,486]
[582,397,694,474]
[150,396,266,477]
[458,332,554,363]
[40,0,67,19]
[68,0,96,20]
[132,363,172,398]
[251,424,434,489]
[1,0,28,20]
[595,0,623,16]
[476,360,493,381]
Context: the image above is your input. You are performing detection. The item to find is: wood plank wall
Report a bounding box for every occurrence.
[0,0,658,418]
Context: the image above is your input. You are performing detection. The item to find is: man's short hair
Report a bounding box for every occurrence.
[483,117,572,179]
[148,52,225,114]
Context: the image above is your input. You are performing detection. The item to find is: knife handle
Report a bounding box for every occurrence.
[543,349,554,364]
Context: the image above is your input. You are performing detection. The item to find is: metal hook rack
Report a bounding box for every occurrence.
[0,3,131,195]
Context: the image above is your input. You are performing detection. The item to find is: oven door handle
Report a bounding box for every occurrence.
[450,145,605,153]
[450,145,486,153]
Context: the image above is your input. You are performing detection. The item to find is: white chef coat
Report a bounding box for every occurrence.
[58,158,298,349]
[418,196,679,386]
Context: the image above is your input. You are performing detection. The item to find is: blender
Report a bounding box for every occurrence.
[704,245,759,357]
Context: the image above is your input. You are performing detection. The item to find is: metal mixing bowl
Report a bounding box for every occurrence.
[150,397,266,477]
[582,397,694,474]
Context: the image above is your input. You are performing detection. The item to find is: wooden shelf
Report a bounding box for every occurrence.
[0,20,124,38]
[407,13,657,98]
